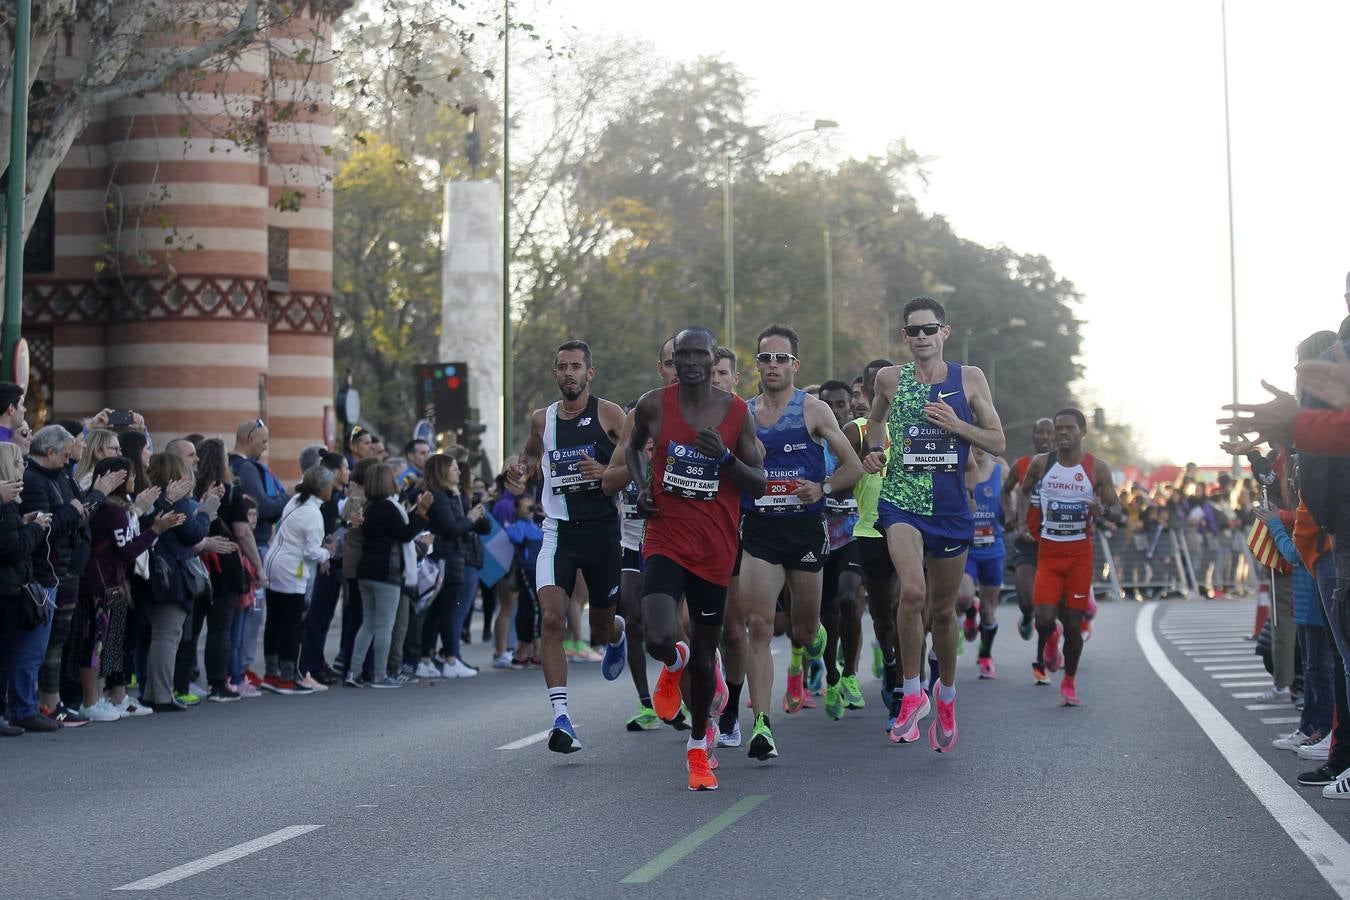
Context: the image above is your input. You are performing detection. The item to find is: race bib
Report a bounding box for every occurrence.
[901,425,959,473]
[621,482,641,519]
[756,468,805,512]
[973,524,997,547]
[663,442,719,501]
[549,443,601,495]
[1044,500,1089,537]
[825,496,859,513]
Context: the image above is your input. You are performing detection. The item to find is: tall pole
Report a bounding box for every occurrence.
[1221,0,1239,478]
[823,227,834,378]
[501,0,513,456]
[722,153,734,351]
[3,0,32,376]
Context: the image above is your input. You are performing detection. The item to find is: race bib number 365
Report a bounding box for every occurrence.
[549,443,601,495]
[901,424,959,473]
[663,442,719,501]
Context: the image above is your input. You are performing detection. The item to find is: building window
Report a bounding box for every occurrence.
[268,226,290,293]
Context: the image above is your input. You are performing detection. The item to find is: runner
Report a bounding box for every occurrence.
[816,379,866,720]
[1018,407,1121,705]
[1002,418,1055,640]
[960,447,1009,679]
[727,324,862,761]
[863,297,1005,752]
[626,326,765,790]
[658,336,678,387]
[850,376,871,419]
[506,340,628,754]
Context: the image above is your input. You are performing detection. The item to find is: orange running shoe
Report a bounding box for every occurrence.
[653,644,688,722]
[686,747,718,791]
[1031,662,1050,685]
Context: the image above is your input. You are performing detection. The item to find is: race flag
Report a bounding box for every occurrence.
[478,513,515,589]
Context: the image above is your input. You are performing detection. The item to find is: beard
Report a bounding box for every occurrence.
[559,383,583,401]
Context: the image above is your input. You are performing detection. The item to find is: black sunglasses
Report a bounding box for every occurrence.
[902,323,944,337]
[246,418,266,439]
[756,352,796,365]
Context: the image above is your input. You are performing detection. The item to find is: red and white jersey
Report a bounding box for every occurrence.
[1037,453,1096,544]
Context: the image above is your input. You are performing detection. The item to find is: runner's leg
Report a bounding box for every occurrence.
[737,554,786,718]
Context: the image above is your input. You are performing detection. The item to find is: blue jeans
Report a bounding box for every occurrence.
[448,566,480,659]
[3,586,57,720]
[300,565,343,675]
[1314,553,1350,696]
[228,603,249,683]
[1299,624,1335,736]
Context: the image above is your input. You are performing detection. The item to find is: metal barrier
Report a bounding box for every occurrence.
[1092,526,1193,600]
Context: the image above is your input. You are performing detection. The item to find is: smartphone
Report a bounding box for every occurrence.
[107,409,134,427]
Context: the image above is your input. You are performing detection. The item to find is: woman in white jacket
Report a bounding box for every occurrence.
[261,465,337,694]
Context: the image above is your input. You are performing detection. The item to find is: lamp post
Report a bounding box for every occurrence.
[723,119,837,352]
[500,0,513,455]
[2,0,33,376]
[822,203,902,378]
[987,339,1046,399]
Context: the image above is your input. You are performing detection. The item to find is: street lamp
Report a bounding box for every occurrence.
[723,119,838,351]
[960,317,1026,364]
[823,203,902,377]
[987,338,1047,399]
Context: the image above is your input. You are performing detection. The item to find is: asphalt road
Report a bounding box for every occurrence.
[2,597,1344,899]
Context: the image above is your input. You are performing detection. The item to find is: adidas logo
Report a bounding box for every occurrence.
[800,551,818,563]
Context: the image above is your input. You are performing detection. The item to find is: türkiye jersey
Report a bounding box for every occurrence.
[1037,453,1097,543]
[742,389,826,516]
[539,395,617,523]
[880,361,974,520]
[970,461,1004,559]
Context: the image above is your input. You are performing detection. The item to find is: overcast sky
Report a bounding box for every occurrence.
[532,0,1348,465]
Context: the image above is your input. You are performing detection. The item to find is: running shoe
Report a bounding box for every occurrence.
[415,661,443,680]
[367,677,402,689]
[928,689,957,753]
[342,672,366,689]
[601,615,627,681]
[806,623,828,659]
[207,685,242,703]
[492,653,513,670]
[718,715,741,748]
[747,713,778,761]
[41,703,89,727]
[669,703,692,731]
[1298,734,1332,761]
[840,674,865,710]
[1017,612,1034,641]
[296,674,326,692]
[173,692,204,706]
[1059,675,1080,707]
[872,641,884,680]
[548,714,581,754]
[112,695,154,716]
[288,679,316,694]
[1031,662,1050,686]
[231,678,262,698]
[782,670,805,715]
[977,657,996,680]
[963,607,978,643]
[686,747,718,791]
[653,658,685,722]
[1273,729,1314,751]
[806,657,825,695]
[1298,763,1341,786]
[706,729,719,771]
[824,682,845,720]
[888,689,931,744]
[79,698,122,723]
[1043,621,1063,673]
[711,649,729,716]
[243,670,263,689]
[625,704,661,732]
[1261,686,1293,703]
[260,675,292,695]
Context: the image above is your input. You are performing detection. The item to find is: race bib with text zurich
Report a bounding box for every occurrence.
[901,424,958,473]
[1045,500,1089,536]
[663,442,720,501]
[973,524,997,547]
[622,482,641,518]
[549,443,601,495]
[755,467,805,512]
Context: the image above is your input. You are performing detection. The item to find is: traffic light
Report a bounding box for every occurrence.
[462,420,487,465]
[413,362,470,432]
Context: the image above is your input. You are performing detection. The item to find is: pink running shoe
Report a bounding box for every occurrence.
[1060,675,1080,707]
[706,728,719,771]
[928,688,957,753]
[711,649,729,717]
[783,670,805,714]
[1043,621,1064,673]
[802,690,818,710]
[977,657,996,680]
[888,689,931,744]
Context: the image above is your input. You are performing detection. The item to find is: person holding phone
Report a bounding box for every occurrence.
[0,441,53,734]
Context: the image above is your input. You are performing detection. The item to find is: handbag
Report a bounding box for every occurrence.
[91,546,132,612]
[17,581,53,630]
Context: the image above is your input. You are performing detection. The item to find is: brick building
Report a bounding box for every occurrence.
[18,3,349,479]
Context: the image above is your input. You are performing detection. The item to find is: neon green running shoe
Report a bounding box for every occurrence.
[839,674,865,709]
[806,623,828,660]
[668,702,692,731]
[871,642,883,680]
[173,692,202,707]
[956,630,966,657]
[747,712,778,760]
[824,682,845,720]
[625,704,661,732]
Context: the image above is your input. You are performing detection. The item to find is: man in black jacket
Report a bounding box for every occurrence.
[21,425,121,726]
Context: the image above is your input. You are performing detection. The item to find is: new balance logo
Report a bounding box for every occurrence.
[801,551,818,563]
[580,417,593,426]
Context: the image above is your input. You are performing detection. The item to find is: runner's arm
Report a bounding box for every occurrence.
[626,393,660,497]
[807,396,863,493]
[724,408,766,498]
[507,409,546,493]
[602,409,638,495]
[843,420,864,458]
[862,367,899,473]
[1016,454,1047,537]
[956,366,1006,455]
[1093,457,1124,524]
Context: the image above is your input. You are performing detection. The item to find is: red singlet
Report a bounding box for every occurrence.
[642,384,748,586]
[1014,455,1042,537]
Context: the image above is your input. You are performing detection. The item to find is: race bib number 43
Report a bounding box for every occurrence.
[901,425,958,473]
[663,442,719,500]
[549,443,601,495]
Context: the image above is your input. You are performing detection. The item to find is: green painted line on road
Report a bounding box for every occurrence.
[621,794,768,884]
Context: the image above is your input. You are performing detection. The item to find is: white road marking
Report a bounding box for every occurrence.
[496,729,552,751]
[1262,716,1304,726]
[1184,650,1255,657]
[113,825,324,892]
[1169,639,1257,646]
[1203,662,1272,671]
[1219,680,1278,688]
[1211,670,1269,679]
[1231,692,1266,699]
[1246,703,1298,711]
[1138,604,1350,899]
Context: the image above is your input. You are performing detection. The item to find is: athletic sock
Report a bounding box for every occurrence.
[902,675,921,697]
[610,615,626,646]
[687,732,708,751]
[937,681,956,703]
[666,641,690,673]
[789,645,805,675]
[548,687,568,719]
[639,693,652,709]
[980,622,999,657]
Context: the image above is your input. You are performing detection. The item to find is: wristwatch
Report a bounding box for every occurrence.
[822,481,834,497]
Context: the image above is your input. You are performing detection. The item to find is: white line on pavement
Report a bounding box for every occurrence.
[1138,604,1350,900]
[1262,716,1303,726]
[1184,650,1255,656]
[1219,680,1278,688]
[113,825,324,892]
[497,730,552,751]
[1212,670,1269,678]
[1169,638,1257,646]
[1247,703,1298,711]
[1232,692,1266,699]
[1203,662,1272,671]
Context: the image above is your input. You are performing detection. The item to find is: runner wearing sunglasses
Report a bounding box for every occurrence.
[726,324,862,761]
[863,297,1005,752]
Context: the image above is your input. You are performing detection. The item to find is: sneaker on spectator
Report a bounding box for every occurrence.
[230,679,262,699]
[314,666,342,686]
[111,695,153,717]
[15,714,59,733]
[208,685,242,703]
[187,681,211,700]
[342,672,365,689]
[393,672,417,686]
[1298,733,1332,761]
[260,676,295,695]
[78,698,123,723]
[243,670,263,689]
[492,653,513,669]
[1273,729,1314,751]
[441,657,478,679]
[415,661,443,680]
[173,692,203,706]
[41,703,89,728]
[297,673,328,692]
[369,676,403,689]
[1324,770,1350,800]
[1261,685,1293,703]
[1298,763,1343,786]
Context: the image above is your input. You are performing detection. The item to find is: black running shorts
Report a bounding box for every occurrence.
[740,514,828,573]
[536,517,621,609]
[857,535,895,580]
[643,554,727,626]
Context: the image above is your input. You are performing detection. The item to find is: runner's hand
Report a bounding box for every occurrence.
[923,399,960,432]
[636,488,659,517]
[505,457,527,495]
[694,427,727,462]
[576,453,605,480]
[794,481,823,504]
[862,450,885,474]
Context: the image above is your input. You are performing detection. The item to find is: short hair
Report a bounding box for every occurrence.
[757,323,799,356]
[714,346,737,368]
[320,451,346,472]
[31,424,74,457]
[660,336,676,360]
[55,419,83,440]
[556,339,592,368]
[296,463,337,501]
[902,296,946,324]
[0,381,23,414]
[147,451,189,488]
[298,444,326,472]
[675,326,716,349]
[864,358,893,377]
[236,420,266,443]
[818,379,851,397]
[403,438,429,457]
[165,437,196,458]
[363,462,398,501]
[851,375,863,386]
[1055,407,1087,430]
[352,457,381,490]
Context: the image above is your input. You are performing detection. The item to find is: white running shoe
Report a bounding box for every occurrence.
[1272,729,1313,751]
[298,673,328,692]
[441,658,478,678]
[1324,769,1350,800]
[111,695,153,717]
[1261,686,1293,703]
[492,653,513,669]
[1298,733,1332,761]
[79,698,123,723]
[415,661,443,680]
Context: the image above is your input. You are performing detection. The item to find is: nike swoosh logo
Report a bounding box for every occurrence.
[700,610,716,617]
[944,545,962,553]
[937,390,960,400]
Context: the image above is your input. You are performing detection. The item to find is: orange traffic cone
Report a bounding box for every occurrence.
[1251,582,1271,639]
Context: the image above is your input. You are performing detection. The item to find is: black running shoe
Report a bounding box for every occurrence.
[1018,612,1034,641]
[1298,763,1341,786]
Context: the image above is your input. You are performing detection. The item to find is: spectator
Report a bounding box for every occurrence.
[165,437,199,474]
[415,454,480,679]
[120,430,151,476]
[489,472,520,666]
[186,439,248,703]
[506,494,543,668]
[347,425,375,465]
[0,380,24,442]
[11,421,31,455]
[370,436,388,462]
[260,464,338,694]
[298,452,350,685]
[228,419,285,690]
[73,429,122,492]
[399,439,430,492]
[299,444,326,475]
[79,457,181,721]
[350,464,432,689]
[0,441,54,733]
[336,457,380,682]
[54,419,86,471]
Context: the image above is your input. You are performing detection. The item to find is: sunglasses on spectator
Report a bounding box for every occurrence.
[246,418,266,438]
[755,352,796,365]
[902,323,944,337]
